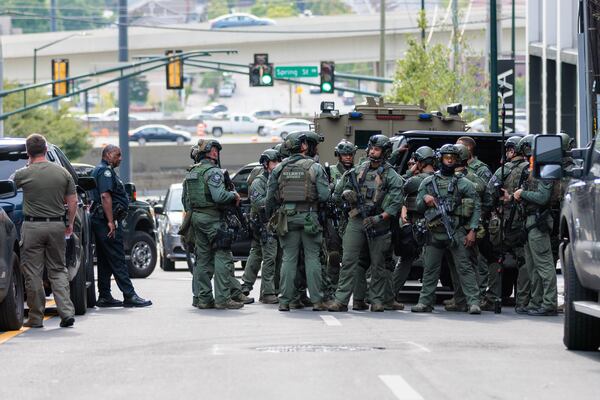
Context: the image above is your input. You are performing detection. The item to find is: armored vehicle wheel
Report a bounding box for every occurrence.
[0,252,24,331]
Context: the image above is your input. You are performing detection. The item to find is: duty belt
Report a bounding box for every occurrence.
[291,202,319,212]
[24,215,65,222]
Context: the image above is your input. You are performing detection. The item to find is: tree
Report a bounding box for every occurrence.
[207,0,232,19]
[251,1,297,18]
[301,0,351,16]
[128,75,149,104]
[3,81,91,160]
[387,37,487,121]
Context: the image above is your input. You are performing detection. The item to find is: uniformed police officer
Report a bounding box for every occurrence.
[411,144,482,314]
[240,149,281,304]
[265,131,330,311]
[91,145,152,308]
[328,134,404,312]
[183,139,252,310]
[511,135,558,316]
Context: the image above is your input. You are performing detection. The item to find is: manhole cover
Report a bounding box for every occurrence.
[255,345,386,353]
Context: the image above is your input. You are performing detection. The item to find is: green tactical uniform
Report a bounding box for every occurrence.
[520,174,558,312]
[486,157,531,307]
[415,171,482,309]
[332,160,404,308]
[183,158,243,307]
[266,153,330,308]
[326,161,351,287]
[240,170,280,301]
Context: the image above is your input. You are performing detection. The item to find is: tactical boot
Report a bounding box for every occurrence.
[215,300,244,310]
[289,300,305,309]
[312,302,328,311]
[328,301,348,312]
[196,302,215,309]
[260,294,279,304]
[241,287,251,296]
[384,301,405,311]
[370,303,385,312]
[442,297,455,306]
[352,300,369,311]
[300,295,313,307]
[23,319,43,328]
[468,304,481,315]
[411,303,433,313]
[527,307,558,316]
[96,296,124,308]
[278,303,290,312]
[479,299,495,312]
[233,294,255,304]
[445,303,467,312]
[59,316,75,328]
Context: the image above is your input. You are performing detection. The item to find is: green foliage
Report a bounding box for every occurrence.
[251,1,296,18]
[207,0,232,19]
[128,75,149,104]
[199,71,221,89]
[515,75,525,109]
[162,93,183,114]
[302,0,350,15]
[387,37,487,120]
[3,82,91,160]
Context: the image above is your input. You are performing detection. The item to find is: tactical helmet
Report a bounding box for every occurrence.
[334,140,357,157]
[259,149,280,165]
[273,143,289,158]
[367,134,392,160]
[438,143,460,157]
[505,136,522,149]
[283,131,304,154]
[413,146,435,164]
[517,134,535,157]
[454,143,470,163]
[190,139,222,161]
[557,132,575,152]
[284,131,323,155]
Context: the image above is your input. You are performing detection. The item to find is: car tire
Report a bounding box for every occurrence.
[127,231,157,279]
[186,250,195,275]
[160,252,175,272]
[176,137,185,145]
[86,245,97,308]
[212,128,223,137]
[0,252,24,331]
[563,243,600,351]
[138,138,146,145]
[280,132,288,140]
[257,126,266,136]
[70,256,88,316]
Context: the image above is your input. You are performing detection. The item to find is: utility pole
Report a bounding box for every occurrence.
[50,0,57,32]
[451,0,459,72]
[118,0,131,182]
[379,0,386,93]
[490,0,499,132]
[421,0,426,45]
[511,0,515,60]
[0,35,4,137]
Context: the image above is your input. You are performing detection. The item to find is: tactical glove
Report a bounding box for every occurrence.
[341,189,357,204]
[363,214,383,230]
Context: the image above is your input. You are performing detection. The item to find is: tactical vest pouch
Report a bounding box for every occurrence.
[456,198,474,218]
[269,208,288,236]
[178,212,195,247]
[303,213,321,235]
[213,224,233,250]
[424,208,444,231]
[488,214,501,247]
[405,196,418,212]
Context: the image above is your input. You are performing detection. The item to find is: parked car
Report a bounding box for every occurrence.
[186,111,213,122]
[210,13,275,29]
[218,84,235,98]
[532,134,600,351]
[0,138,96,316]
[72,163,158,279]
[264,118,312,139]
[0,184,23,331]
[201,102,228,114]
[155,183,186,271]
[204,114,268,137]
[79,107,145,121]
[252,109,283,119]
[128,124,191,145]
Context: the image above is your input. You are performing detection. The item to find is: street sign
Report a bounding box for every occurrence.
[275,66,318,79]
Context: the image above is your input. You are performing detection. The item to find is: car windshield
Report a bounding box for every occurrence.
[167,187,183,211]
[0,159,27,180]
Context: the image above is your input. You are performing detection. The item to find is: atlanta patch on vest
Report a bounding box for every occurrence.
[210,173,222,184]
[104,170,112,178]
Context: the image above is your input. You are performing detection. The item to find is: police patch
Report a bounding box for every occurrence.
[103,170,112,178]
[210,173,222,184]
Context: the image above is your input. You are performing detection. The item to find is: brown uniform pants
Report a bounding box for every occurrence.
[20,221,74,323]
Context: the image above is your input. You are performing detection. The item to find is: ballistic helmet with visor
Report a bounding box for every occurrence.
[334,140,357,157]
[367,134,392,160]
[517,134,535,157]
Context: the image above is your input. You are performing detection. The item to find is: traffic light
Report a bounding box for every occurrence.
[165,50,183,89]
[51,58,69,97]
[249,53,274,87]
[320,61,335,93]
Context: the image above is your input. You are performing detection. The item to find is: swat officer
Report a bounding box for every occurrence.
[484,135,530,312]
[91,145,152,308]
[182,139,251,310]
[265,131,330,311]
[240,149,281,304]
[411,144,482,315]
[511,135,558,316]
[393,146,436,298]
[328,134,404,312]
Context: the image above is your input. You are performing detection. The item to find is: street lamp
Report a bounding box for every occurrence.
[33,32,88,83]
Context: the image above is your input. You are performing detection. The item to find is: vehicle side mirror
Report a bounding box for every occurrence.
[154,204,164,215]
[77,176,97,191]
[0,180,17,199]
[533,135,563,179]
[124,183,137,202]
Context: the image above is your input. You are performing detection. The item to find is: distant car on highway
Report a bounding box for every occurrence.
[79,107,145,121]
[265,118,312,139]
[186,111,213,122]
[128,124,191,145]
[218,83,235,98]
[210,13,275,29]
[342,91,355,106]
[203,113,268,137]
[154,183,186,271]
[201,102,229,114]
[253,109,283,119]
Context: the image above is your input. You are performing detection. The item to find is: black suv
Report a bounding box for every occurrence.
[533,134,600,351]
[0,138,96,317]
[72,163,157,279]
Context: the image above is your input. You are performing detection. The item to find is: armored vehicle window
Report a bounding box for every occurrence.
[355,130,382,149]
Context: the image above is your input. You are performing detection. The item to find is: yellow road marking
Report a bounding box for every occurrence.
[0,300,57,345]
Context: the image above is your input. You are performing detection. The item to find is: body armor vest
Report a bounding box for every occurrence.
[250,173,268,215]
[405,172,430,213]
[277,158,318,204]
[356,164,388,212]
[184,162,217,210]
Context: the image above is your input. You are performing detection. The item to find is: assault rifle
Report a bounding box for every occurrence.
[222,169,251,241]
[348,171,375,239]
[427,177,456,242]
[504,165,529,234]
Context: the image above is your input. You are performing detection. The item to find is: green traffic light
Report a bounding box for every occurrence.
[262,74,273,85]
[321,82,332,92]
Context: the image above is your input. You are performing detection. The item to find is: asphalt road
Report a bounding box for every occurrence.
[1,264,599,400]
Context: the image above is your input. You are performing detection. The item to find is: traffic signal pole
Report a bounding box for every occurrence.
[490,0,499,133]
[118,0,131,182]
